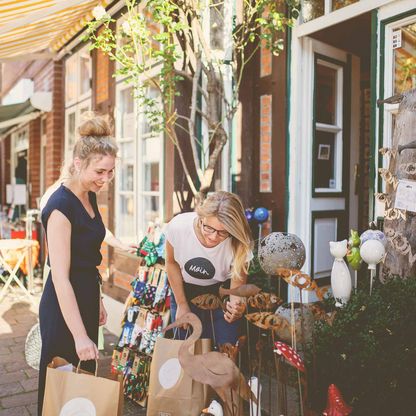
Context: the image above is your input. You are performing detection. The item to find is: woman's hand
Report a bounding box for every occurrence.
[74,335,99,361]
[122,243,139,254]
[176,302,191,329]
[99,298,107,326]
[224,297,246,323]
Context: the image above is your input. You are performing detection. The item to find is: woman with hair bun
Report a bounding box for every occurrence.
[37,114,119,414]
[166,191,253,346]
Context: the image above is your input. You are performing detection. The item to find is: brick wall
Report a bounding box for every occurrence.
[28,118,41,208]
[95,48,109,105]
[259,95,272,192]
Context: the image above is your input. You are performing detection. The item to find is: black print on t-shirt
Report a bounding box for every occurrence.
[184,257,216,280]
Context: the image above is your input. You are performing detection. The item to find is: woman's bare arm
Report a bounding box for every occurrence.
[47,210,98,361]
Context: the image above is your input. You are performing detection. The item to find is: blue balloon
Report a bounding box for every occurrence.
[245,208,254,221]
[254,207,269,223]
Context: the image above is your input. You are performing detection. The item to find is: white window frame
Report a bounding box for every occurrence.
[314,58,344,193]
[382,14,416,149]
[115,82,138,243]
[295,0,394,38]
[65,45,92,108]
[137,83,164,237]
[64,100,91,163]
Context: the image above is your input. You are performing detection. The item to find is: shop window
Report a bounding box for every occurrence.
[65,45,92,106]
[116,85,136,241]
[301,0,359,23]
[332,0,359,12]
[393,22,416,94]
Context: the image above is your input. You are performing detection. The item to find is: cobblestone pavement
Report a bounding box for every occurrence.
[0,287,145,416]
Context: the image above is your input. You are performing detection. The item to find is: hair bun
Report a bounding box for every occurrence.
[78,112,113,137]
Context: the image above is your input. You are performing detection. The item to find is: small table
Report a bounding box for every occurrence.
[0,239,38,303]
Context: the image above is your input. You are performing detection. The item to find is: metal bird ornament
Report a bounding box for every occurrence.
[247,291,283,310]
[218,284,261,298]
[275,268,327,300]
[191,293,223,310]
[164,313,256,414]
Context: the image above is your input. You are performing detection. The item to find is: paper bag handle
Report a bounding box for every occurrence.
[76,359,99,377]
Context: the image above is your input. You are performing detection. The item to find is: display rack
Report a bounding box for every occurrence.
[111,263,170,407]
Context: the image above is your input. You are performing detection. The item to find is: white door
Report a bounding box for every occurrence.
[311,40,360,282]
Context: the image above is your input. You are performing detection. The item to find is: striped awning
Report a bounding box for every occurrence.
[0,0,111,61]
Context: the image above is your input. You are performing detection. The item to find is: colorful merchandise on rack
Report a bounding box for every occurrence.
[111,264,170,407]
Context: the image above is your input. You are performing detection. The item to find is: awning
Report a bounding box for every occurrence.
[0,100,39,135]
[0,0,111,61]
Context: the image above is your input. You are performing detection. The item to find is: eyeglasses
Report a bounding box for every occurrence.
[200,219,230,239]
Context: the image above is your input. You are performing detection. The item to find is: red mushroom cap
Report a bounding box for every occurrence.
[273,341,305,372]
[322,384,353,416]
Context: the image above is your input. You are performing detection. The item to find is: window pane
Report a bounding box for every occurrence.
[79,51,91,96]
[118,194,135,237]
[393,23,416,94]
[332,0,358,11]
[120,164,134,191]
[143,136,160,159]
[143,195,159,224]
[316,64,337,125]
[144,162,159,192]
[65,55,77,102]
[302,0,324,23]
[141,86,160,135]
[314,131,336,189]
[121,88,134,114]
[210,3,224,50]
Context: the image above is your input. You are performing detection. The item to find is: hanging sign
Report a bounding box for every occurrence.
[394,179,416,212]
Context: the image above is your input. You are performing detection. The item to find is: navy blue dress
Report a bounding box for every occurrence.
[37,184,105,415]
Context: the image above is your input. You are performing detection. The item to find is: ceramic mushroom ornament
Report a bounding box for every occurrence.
[322,384,352,416]
[329,240,352,307]
[273,341,305,372]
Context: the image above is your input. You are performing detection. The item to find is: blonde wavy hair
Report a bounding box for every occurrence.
[196,191,253,281]
[40,113,118,210]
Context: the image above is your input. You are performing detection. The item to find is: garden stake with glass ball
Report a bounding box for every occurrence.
[253,207,269,251]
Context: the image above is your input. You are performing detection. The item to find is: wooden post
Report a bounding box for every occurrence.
[380,89,416,280]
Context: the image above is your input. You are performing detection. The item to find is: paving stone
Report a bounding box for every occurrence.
[4,360,29,373]
[0,351,25,365]
[1,391,38,408]
[20,377,38,392]
[24,368,38,378]
[0,406,29,416]
[0,382,24,398]
[0,370,26,385]
[0,347,10,356]
[26,403,37,416]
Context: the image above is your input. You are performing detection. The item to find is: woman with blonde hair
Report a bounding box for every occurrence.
[166,191,253,346]
[37,114,119,414]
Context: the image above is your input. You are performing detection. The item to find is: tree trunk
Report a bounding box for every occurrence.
[381,88,416,280]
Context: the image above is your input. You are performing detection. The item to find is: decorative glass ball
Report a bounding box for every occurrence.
[360,229,387,247]
[360,239,385,270]
[253,207,269,223]
[258,232,306,274]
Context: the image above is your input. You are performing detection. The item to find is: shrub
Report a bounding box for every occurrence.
[309,277,416,415]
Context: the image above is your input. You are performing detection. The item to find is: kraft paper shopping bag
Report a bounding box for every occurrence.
[42,357,123,416]
[147,337,212,416]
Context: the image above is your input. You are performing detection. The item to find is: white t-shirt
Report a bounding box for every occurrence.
[166,212,234,286]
